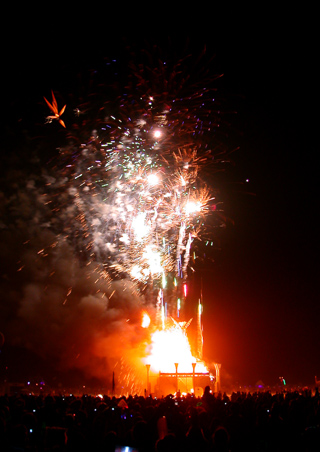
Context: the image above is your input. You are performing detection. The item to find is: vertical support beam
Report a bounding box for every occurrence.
[214,363,221,393]
[192,362,196,393]
[146,364,150,397]
[197,299,203,359]
[174,363,179,393]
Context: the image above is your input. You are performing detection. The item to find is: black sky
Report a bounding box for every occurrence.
[1,15,319,388]
[201,22,319,386]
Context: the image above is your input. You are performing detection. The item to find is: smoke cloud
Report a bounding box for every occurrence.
[0,156,151,390]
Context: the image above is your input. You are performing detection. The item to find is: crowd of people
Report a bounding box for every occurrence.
[1,387,320,451]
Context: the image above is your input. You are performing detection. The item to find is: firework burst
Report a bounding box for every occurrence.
[42,45,230,312]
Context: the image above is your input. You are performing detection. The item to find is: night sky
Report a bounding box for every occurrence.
[1,14,318,390]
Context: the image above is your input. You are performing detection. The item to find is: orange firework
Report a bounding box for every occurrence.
[44,90,66,128]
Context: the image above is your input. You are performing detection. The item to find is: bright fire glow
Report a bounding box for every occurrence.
[145,321,208,373]
[141,311,151,328]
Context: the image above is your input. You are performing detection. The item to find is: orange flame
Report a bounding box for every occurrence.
[144,320,208,373]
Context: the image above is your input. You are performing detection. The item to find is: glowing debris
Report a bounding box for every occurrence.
[44,90,66,128]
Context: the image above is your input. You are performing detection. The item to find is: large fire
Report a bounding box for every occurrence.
[142,312,208,374]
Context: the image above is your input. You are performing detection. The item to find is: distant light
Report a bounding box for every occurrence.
[153,129,162,139]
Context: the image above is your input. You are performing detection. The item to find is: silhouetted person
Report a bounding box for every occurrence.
[212,426,230,452]
[155,433,179,452]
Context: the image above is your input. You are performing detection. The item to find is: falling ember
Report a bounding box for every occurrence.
[183,283,187,298]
